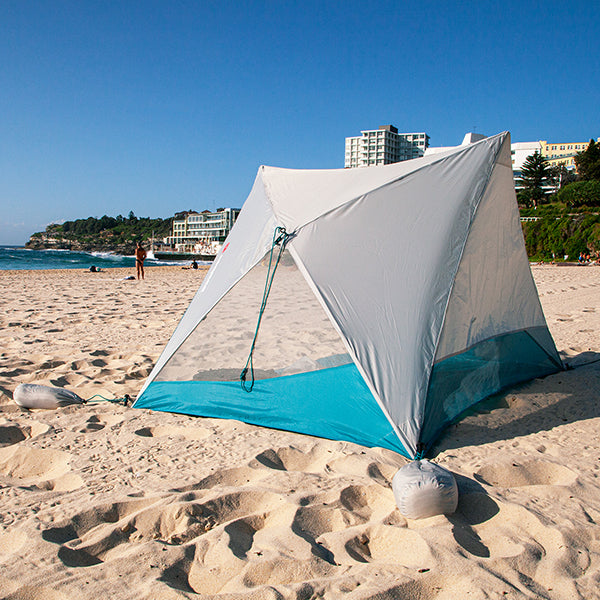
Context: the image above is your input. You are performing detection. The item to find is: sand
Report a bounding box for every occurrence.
[0,264,599,599]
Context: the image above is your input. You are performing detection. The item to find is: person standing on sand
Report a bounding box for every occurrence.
[135,242,147,280]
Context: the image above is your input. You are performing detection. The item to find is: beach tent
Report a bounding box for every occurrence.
[134,132,562,459]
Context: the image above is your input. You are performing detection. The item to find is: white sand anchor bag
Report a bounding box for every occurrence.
[392,460,458,520]
[14,383,84,409]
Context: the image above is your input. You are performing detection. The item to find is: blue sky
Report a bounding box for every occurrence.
[1,1,599,245]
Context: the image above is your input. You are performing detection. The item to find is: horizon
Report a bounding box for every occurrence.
[2,1,599,245]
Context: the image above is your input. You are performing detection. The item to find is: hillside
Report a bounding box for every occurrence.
[26,213,174,255]
[520,205,600,261]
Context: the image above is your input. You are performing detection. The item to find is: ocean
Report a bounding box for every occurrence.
[0,246,189,271]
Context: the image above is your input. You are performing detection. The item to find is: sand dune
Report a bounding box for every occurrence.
[0,264,599,599]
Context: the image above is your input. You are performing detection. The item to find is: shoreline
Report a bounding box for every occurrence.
[0,264,210,273]
[0,246,213,272]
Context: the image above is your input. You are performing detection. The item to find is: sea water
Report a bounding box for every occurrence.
[0,246,187,271]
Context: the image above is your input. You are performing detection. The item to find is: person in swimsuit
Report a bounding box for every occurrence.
[135,242,147,280]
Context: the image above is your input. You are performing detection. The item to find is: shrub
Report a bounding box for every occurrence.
[556,181,600,207]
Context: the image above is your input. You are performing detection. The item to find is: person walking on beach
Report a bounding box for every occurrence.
[135,241,147,280]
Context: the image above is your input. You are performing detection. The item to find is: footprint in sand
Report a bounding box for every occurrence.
[134,425,211,441]
[342,525,433,568]
[124,366,153,379]
[474,459,578,487]
[0,420,49,447]
[169,499,335,594]
[250,445,332,473]
[0,446,83,491]
[173,465,268,494]
[49,375,76,388]
[44,497,162,567]
[451,489,587,586]
[39,360,67,370]
[0,367,31,377]
[78,415,106,433]
[339,484,393,522]
[44,490,284,571]
[325,452,400,487]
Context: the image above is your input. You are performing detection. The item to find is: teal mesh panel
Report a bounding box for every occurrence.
[420,327,562,452]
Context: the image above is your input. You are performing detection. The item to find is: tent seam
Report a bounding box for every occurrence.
[429,135,506,357]
[135,174,278,402]
[287,243,414,455]
[259,165,282,225]
[418,133,508,441]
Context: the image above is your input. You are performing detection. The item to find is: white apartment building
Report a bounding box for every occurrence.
[345,125,430,168]
[166,208,240,246]
[510,141,543,174]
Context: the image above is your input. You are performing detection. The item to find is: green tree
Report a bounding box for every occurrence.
[574,139,600,181]
[517,151,553,208]
[557,180,600,207]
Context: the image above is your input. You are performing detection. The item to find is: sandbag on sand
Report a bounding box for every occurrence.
[392,460,458,519]
[14,383,84,409]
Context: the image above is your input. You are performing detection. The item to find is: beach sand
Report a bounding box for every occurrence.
[0,264,599,599]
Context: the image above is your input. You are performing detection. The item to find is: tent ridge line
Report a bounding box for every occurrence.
[287,157,447,234]
[136,176,279,401]
[278,133,508,234]
[419,133,509,433]
[260,165,282,224]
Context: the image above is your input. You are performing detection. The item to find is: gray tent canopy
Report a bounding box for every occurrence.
[134,132,562,459]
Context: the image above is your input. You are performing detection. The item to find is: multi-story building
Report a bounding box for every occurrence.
[510,141,543,173]
[511,139,594,173]
[510,138,594,192]
[165,208,240,251]
[345,125,429,168]
[539,139,593,170]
